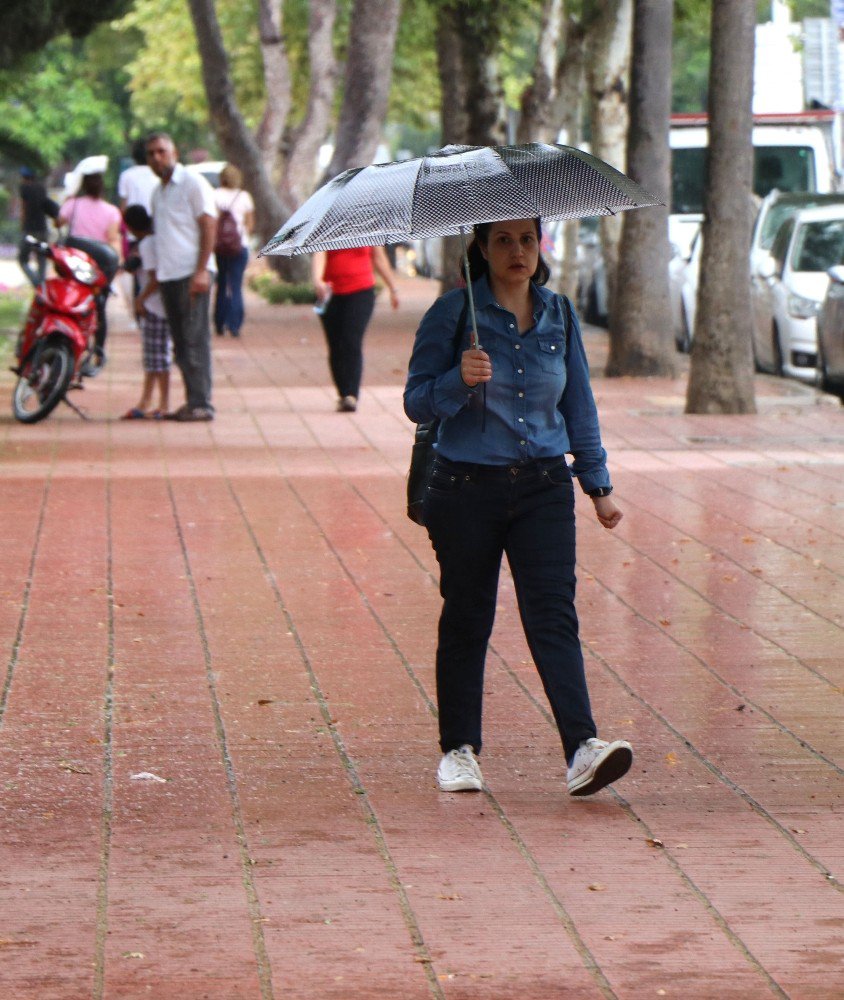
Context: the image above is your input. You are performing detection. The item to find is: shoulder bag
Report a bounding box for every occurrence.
[406,293,469,525]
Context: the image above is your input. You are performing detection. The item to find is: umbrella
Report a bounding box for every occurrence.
[260,142,661,345]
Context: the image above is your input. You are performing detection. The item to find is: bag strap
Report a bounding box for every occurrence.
[452,290,469,361]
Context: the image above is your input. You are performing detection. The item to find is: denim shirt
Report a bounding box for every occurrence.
[403,275,611,493]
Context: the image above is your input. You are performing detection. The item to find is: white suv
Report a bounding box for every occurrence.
[751,203,844,381]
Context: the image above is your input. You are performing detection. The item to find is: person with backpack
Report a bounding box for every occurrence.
[213,164,254,338]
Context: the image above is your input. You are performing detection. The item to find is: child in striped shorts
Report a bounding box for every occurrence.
[121,205,172,419]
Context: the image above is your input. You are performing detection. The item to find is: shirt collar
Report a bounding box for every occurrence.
[471,273,555,320]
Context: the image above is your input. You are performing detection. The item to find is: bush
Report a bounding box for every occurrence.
[249,272,315,305]
[0,290,26,334]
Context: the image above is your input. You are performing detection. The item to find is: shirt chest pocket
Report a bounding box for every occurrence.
[536,335,565,373]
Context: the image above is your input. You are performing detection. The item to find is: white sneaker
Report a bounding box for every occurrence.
[567,738,633,796]
[437,745,484,792]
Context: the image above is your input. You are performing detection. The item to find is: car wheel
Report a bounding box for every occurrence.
[772,325,784,377]
[817,342,844,402]
[676,305,692,353]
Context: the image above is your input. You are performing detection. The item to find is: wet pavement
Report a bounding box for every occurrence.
[0,275,842,999]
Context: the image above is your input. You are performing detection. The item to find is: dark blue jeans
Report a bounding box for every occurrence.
[214,247,248,336]
[318,287,375,398]
[425,456,597,763]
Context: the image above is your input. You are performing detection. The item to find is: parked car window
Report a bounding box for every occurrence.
[771,217,795,270]
[672,145,817,215]
[792,219,844,272]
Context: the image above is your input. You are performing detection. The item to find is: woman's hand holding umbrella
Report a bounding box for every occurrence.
[460,348,492,387]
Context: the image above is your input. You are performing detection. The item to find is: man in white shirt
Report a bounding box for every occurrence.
[146,132,218,421]
[118,141,159,213]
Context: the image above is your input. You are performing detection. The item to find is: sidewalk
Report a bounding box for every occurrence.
[0,277,842,999]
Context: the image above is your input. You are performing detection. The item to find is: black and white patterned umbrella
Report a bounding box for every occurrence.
[260,142,661,257]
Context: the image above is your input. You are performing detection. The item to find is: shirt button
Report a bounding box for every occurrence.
[518,392,524,398]
[550,345,556,351]
[517,369,523,374]
[509,323,515,329]
[515,344,521,350]
[518,417,524,423]
[520,440,526,446]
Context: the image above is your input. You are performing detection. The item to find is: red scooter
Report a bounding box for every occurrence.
[11,236,119,423]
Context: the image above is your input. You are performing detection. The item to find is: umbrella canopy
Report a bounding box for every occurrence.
[260,142,661,257]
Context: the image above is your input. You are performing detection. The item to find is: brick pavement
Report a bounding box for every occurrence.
[0,275,842,999]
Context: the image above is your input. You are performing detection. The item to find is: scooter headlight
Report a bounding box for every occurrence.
[65,254,98,285]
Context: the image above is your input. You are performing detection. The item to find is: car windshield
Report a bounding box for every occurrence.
[672,145,817,215]
[759,197,844,249]
[792,218,844,272]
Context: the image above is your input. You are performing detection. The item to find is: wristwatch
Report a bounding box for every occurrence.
[587,486,613,498]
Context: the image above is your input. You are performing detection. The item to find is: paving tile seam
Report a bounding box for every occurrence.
[93,462,116,1000]
[215,470,446,1000]
[626,410,844,515]
[451,642,799,998]
[296,482,801,999]
[583,485,844,709]
[272,473,770,1000]
[190,378,443,995]
[161,459,275,1000]
[207,371,640,995]
[0,441,57,732]
[618,466,844,637]
[327,470,840,986]
[581,637,841,896]
[624,466,844,590]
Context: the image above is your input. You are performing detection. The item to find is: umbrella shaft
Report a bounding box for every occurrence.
[459,228,480,351]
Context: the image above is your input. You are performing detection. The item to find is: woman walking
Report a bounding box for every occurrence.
[404,217,632,797]
[213,164,255,337]
[311,246,399,411]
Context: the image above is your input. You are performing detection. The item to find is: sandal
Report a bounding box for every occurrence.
[120,408,148,420]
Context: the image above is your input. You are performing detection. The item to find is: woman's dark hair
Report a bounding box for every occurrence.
[80,173,104,199]
[463,217,551,286]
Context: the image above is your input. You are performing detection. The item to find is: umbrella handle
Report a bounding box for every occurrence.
[459,228,480,351]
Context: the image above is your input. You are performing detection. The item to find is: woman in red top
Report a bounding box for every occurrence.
[311,246,399,411]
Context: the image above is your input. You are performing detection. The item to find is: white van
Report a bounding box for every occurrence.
[669,111,841,258]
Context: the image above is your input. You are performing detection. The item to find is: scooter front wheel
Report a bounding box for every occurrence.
[12,341,75,424]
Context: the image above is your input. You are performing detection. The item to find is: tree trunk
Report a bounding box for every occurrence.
[437,5,469,145]
[606,0,676,377]
[280,0,337,208]
[437,3,470,292]
[685,0,756,414]
[438,1,509,294]
[458,4,508,147]
[188,0,326,281]
[587,0,633,324]
[188,0,286,240]
[324,0,401,177]
[553,16,587,298]
[517,0,563,144]
[254,0,290,178]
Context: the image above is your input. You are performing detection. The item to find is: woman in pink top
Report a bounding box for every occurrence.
[58,172,122,371]
[58,173,122,252]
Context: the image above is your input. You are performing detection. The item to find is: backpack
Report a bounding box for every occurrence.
[214,192,242,257]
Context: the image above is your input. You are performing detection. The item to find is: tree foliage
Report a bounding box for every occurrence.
[0,35,130,172]
[0,0,134,70]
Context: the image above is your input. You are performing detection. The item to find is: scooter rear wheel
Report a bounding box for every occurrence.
[12,341,75,424]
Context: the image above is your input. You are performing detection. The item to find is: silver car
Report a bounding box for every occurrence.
[816,265,844,401]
